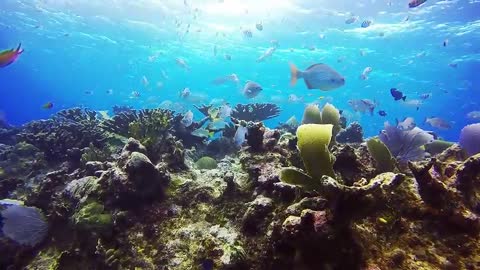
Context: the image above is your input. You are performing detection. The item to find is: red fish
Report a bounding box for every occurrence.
[0,43,23,68]
[409,0,427,8]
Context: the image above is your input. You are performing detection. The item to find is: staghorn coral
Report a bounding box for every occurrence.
[17,108,107,162]
[231,103,281,122]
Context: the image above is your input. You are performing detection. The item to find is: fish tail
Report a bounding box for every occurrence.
[402,96,407,101]
[289,63,300,86]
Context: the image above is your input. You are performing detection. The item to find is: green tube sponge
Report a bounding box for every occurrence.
[297,124,336,179]
[301,104,322,124]
[195,156,217,170]
[367,137,396,172]
[321,103,341,140]
[280,167,318,190]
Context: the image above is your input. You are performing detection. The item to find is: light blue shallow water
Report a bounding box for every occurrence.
[0,0,479,141]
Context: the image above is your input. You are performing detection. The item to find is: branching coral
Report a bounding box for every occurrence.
[231,103,281,122]
[17,108,107,161]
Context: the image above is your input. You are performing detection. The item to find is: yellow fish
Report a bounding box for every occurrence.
[0,43,23,68]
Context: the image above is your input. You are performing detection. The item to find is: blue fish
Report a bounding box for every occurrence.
[361,20,372,28]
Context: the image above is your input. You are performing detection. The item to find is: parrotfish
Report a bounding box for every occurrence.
[0,43,23,68]
[290,63,345,91]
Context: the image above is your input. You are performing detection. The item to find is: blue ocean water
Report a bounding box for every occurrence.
[0,0,479,141]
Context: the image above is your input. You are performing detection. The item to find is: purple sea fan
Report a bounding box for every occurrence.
[459,123,480,156]
[0,199,48,246]
[379,121,434,162]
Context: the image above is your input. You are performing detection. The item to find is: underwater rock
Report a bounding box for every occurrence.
[408,157,480,233]
[285,196,328,216]
[246,121,265,152]
[242,195,274,234]
[336,121,364,143]
[332,144,376,186]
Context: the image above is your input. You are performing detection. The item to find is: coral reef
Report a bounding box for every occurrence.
[2,106,479,270]
[17,108,107,162]
[231,103,281,122]
[336,121,364,143]
[102,109,186,169]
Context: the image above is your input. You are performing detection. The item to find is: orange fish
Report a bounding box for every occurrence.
[0,43,23,68]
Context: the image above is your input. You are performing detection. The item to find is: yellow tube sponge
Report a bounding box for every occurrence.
[301,104,322,124]
[321,103,341,140]
[296,124,336,179]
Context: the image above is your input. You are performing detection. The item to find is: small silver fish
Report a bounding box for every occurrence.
[211,74,239,85]
[290,63,345,91]
[425,117,451,130]
[234,125,248,146]
[396,117,416,130]
[243,81,263,98]
[348,99,376,115]
[181,110,193,127]
[179,87,190,99]
[467,111,480,120]
[218,104,232,118]
[256,47,276,62]
[345,16,359,24]
[360,67,372,80]
[175,58,190,70]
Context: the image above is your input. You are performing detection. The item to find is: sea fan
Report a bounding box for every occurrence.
[459,123,480,156]
[379,121,434,162]
[0,199,48,246]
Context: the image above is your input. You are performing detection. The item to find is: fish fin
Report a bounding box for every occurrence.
[402,96,406,101]
[16,43,21,52]
[304,79,315,89]
[306,63,325,70]
[289,63,299,86]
